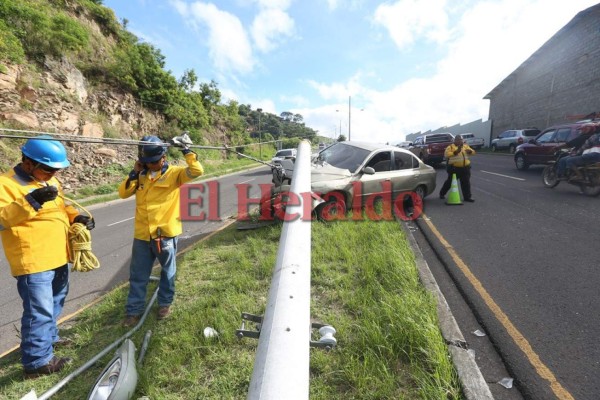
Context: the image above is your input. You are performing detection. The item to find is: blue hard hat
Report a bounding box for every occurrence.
[138,135,166,163]
[21,136,70,169]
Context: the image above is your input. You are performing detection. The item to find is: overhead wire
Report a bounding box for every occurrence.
[0,127,301,167]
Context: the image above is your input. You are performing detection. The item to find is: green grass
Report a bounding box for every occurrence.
[0,218,462,399]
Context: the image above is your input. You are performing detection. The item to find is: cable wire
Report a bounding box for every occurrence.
[61,195,100,273]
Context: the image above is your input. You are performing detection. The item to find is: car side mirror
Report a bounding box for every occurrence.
[363,167,375,175]
[528,139,535,144]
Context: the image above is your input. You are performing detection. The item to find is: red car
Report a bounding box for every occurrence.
[513,122,592,170]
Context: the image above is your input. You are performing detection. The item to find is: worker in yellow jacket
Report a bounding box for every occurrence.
[0,136,94,378]
[119,134,203,327]
[439,135,476,203]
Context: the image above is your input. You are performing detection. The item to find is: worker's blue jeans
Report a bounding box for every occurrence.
[125,237,178,316]
[16,264,69,370]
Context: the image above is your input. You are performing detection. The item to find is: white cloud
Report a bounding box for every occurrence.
[373,0,451,50]
[174,1,255,74]
[305,0,598,142]
[251,8,295,53]
[325,0,340,11]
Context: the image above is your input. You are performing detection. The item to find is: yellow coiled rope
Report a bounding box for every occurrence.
[62,195,101,272]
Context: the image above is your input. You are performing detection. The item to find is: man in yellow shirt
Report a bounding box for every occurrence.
[119,135,203,327]
[0,136,94,378]
[439,135,476,202]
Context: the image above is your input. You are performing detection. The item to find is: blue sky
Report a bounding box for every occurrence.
[103,0,598,143]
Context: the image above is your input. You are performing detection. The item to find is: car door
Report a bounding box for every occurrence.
[495,130,510,149]
[409,137,423,158]
[541,127,572,163]
[390,151,419,194]
[359,151,393,198]
[527,129,556,163]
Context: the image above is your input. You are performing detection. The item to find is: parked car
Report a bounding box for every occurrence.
[310,141,437,219]
[271,148,296,164]
[318,142,327,151]
[460,133,485,149]
[490,128,540,153]
[408,133,454,166]
[513,122,593,170]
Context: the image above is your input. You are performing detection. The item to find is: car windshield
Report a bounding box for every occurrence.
[317,143,371,173]
[275,150,293,157]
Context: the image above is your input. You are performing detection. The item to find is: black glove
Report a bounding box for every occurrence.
[74,215,95,230]
[29,186,58,205]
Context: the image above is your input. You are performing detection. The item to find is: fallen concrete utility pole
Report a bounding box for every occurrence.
[247,140,312,400]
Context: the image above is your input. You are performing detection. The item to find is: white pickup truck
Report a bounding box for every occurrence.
[461,133,485,149]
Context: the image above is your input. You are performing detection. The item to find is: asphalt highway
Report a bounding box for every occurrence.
[414,153,599,400]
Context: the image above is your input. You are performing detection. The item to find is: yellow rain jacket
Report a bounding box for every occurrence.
[118,152,204,241]
[445,144,475,167]
[0,166,79,276]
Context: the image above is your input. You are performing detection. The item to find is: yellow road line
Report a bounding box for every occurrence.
[422,214,574,400]
[0,219,236,359]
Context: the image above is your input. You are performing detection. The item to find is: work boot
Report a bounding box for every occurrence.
[157,306,171,320]
[122,315,141,328]
[24,356,72,379]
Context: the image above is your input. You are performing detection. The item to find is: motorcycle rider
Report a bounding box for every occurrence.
[564,124,600,179]
[556,123,599,179]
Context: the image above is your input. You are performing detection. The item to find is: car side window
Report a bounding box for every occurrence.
[392,151,414,170]
[366,151,392,172]
[554,128,571,142]
[536,130,555,143]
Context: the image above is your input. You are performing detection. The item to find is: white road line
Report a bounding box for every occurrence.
[480,170,526,181]
[239,178,255,184]
[107,216,135,226]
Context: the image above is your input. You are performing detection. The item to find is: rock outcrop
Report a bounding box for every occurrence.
[0,58,165,192]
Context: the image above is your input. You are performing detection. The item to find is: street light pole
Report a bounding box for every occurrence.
[257,108,263,159]
[348,96,351,141]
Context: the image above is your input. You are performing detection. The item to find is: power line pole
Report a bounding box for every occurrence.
[348,96,351,141]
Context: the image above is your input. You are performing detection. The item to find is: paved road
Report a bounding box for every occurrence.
[0,166,273,356]
[414,153,599,400]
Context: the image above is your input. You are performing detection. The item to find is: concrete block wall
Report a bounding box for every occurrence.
[487,5,600,138]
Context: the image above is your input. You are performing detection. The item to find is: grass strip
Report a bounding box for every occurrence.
[0,218,462,399]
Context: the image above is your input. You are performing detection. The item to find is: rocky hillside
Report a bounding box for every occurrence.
[0,55,167,191]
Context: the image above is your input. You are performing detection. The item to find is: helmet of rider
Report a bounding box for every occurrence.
[138,135,167,163]
[21,135,70,169]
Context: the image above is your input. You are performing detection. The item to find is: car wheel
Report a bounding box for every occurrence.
[314,193,347,222]
[491,144,497,152]
[515,154,529,170]
[580,184,600,197]
[542,165,560,188]
[509,144,516,154]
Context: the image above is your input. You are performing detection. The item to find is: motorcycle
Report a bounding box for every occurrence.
[542,148,600,196]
